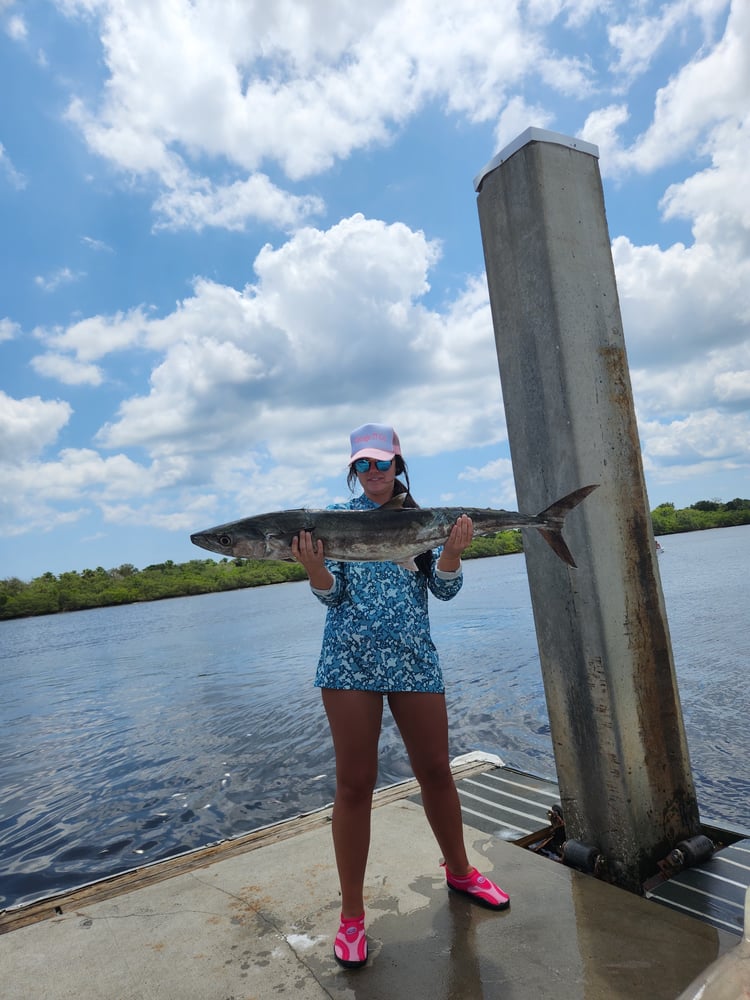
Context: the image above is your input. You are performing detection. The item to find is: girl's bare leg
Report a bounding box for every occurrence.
[388,691,472,876]
[321,689,384,918]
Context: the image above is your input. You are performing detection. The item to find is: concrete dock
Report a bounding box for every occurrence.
[1,789,735,1000]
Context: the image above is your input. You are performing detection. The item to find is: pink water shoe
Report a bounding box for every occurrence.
[334,912,368,969]
[441,862,510,910]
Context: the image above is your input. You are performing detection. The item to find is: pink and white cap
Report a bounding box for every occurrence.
[349,423,402,462]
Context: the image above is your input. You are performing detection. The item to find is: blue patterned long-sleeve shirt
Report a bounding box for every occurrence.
[311,494,463,693]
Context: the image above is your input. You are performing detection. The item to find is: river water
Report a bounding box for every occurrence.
[1,526,748,910]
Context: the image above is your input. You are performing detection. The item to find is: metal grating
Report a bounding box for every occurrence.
[645,839,750,937]
[456,766,560,838]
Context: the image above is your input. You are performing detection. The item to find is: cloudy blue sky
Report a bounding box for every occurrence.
[1,0,748,581]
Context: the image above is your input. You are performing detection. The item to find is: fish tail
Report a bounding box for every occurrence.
[537,528,577,567]
[535,484,599,568]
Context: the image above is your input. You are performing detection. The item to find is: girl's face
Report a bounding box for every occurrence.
[354,457,396,504]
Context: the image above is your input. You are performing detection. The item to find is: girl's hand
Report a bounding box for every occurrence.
[438,514,474,570]
[291,531,332,589]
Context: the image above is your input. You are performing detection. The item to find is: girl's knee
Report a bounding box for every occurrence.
[335,769,378,805]
[414,759,454,791]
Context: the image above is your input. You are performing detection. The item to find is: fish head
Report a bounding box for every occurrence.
[190,522,271,559]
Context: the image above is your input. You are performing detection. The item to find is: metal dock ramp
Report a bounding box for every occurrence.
[456,763,560,837]
[441,762,749,938]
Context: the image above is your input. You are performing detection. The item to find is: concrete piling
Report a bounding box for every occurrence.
[475,128,701,891]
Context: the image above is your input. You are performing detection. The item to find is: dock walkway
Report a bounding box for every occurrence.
[1,761,740,1000]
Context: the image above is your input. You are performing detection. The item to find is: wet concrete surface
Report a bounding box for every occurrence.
[1,799,734,999]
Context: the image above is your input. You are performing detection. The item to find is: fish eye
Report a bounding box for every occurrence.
[218,534,232,547]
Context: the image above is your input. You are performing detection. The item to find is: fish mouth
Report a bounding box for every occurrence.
[191,530,236,555]
[191,532,220,552]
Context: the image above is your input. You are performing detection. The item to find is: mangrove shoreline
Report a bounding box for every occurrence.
[1,499,748,621]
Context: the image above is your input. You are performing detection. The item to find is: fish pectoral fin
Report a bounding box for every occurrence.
[397,557,419,572]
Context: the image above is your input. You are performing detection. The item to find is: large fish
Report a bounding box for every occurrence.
[190,484,598,568]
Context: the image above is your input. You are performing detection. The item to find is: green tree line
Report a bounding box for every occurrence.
[0,558,309,621]
[1,499,748,621]
[650,497,750,534]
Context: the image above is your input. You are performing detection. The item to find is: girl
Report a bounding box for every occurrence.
[292,423,509,969]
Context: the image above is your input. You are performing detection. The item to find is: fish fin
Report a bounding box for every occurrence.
[535,485,599,568]
[397,557,419,572]
[381,493,408,509]
[537,528,577,568]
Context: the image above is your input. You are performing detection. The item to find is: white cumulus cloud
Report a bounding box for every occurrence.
[0,390,72,462]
